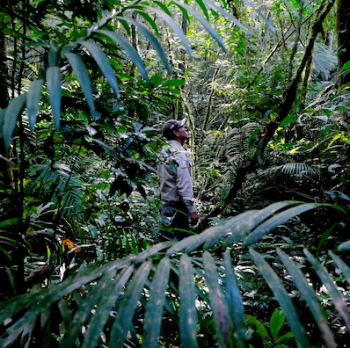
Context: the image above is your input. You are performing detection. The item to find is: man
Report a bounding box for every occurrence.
[158,118,199,240]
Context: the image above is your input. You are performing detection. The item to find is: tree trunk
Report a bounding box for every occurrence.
[129,12,138,78]
[337,0,350,87]
[0,22,13,187]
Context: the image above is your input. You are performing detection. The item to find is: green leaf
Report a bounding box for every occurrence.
[172,0,226,52]
[282,0,300,20]
[280,115,298,127]
[116,17,171,73]
[27,79,44,131]
[133,241,174,264]
[141,257,170,348]
[80,41,120,98]
[329,251,350,286]
[154,1,172,16]
[92,139,119,160]
[142,6,192,57]
[250,248,311,348]
[60,269,117,347]
[0,256,134,326]
[110,261,152,347]
[337,240,350,251]
[224,250,245,348]
[57,298,72,330]
[205,211,257,250]
[243,203,327,247]
[48,39,59,67]
[241,0,276,33]
[46,66,61,129]
[278,249,336,348]
[224,201,301,247]
[150,74,163,87]
[270,309,285,340]
[300,0,316,15]
[245,315,269,339]
[317,224,336,250]
[339,61,350,73]
[203,251,234,348]
[202,0,251,34]
[81,266,134,348]
[304,249,350,333]
[162,79,185,87]
[179,254,197,348]
[194,0,209,20]
[171,1,190,23]
[94,30,149,82]
[118,18,131,35]
[64,53,96,118]
[3,93,27,150]
[136,11,159,36]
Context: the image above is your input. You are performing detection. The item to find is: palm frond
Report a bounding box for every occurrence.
[0,201,344,348]
[263,162,319,177]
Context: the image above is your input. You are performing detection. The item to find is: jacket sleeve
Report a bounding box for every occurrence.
[175,159,197,213]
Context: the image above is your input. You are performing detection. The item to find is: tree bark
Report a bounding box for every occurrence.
[0,19,13,187]
[336,0,350,87]
[129,12,138,78]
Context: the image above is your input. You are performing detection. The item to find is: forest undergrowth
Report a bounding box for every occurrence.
[1,0,350,347]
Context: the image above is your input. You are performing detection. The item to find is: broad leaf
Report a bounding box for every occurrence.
[203,251,233,348]
[141,6,192,57]
[64,53,96,118]
[110,261,152,347]
[81,266,134,348]
[278,249,336,348]
[80,41,120,98]
[95,30,149,82]
[243,203,327,247]
[172,0,226,52]
[141,257,170,348]
[46,66,61,129]
[27,79,44,131]
[304,249,350,333]
[116,16,171,73]
[3,93,27,150]
[224,250,245,348]
[250,248,311,348]
[203,0,251,34]
[270,309,285,340]
[179,254,197,348]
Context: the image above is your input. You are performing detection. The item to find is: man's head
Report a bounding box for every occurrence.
[162,118,188,141]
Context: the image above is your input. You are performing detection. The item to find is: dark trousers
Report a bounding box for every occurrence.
[161,201,190,241]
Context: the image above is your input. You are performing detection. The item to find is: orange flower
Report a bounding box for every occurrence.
[63,239,80,253]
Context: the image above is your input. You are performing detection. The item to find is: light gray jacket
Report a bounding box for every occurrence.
[158,140,197,213]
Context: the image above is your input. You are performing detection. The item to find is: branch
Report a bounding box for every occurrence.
[247,14,313,89]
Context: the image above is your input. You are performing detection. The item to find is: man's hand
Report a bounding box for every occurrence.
[190,212,199,225]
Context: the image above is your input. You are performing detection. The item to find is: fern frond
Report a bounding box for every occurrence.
[263,162,319,177]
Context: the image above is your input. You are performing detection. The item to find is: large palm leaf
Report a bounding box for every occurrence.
[0,201,346,348]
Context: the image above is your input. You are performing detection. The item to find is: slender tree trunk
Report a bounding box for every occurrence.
[336,0,350,87]
[129,12,138,78]
[0,17,13,187]
[200,64,221,144]
[288,1,304,81]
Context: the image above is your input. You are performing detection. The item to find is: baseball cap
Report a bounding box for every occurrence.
[162,118,187,139]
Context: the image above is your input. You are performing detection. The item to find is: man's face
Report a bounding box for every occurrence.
[176,126,188,140]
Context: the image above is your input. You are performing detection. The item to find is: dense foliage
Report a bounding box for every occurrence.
[1,0,350,347]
